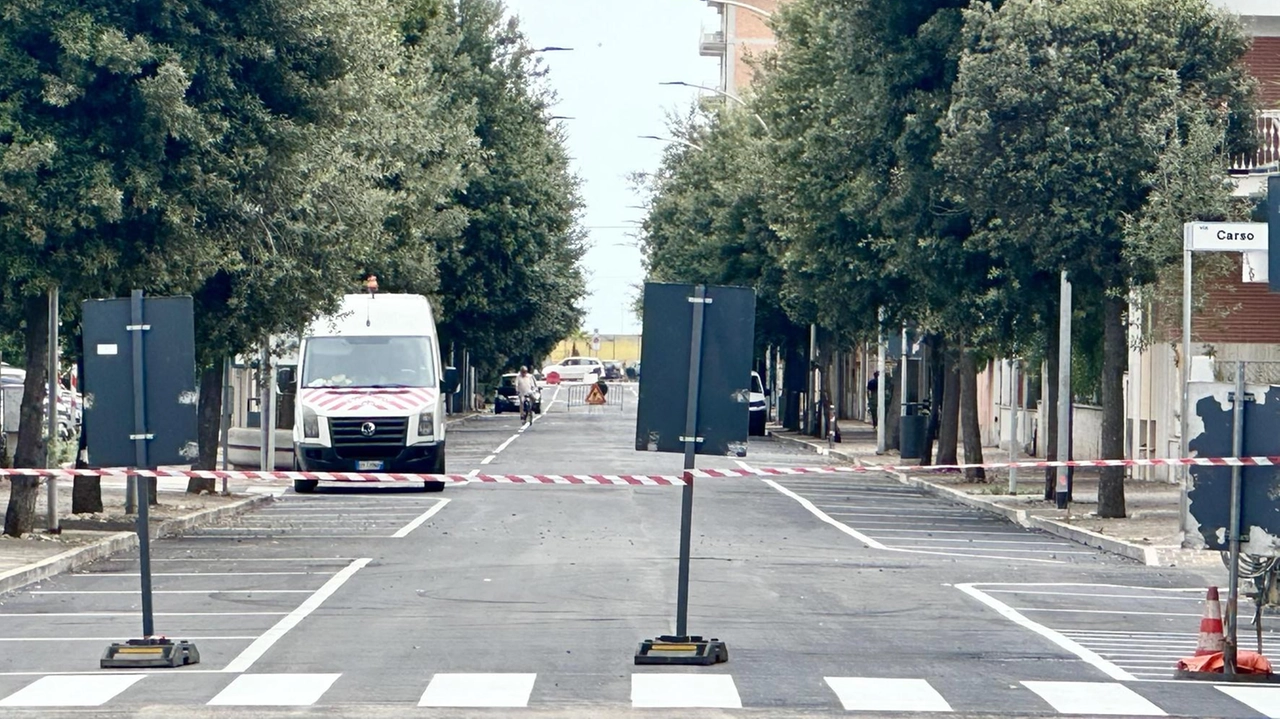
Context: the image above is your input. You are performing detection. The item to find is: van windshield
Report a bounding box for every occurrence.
[302,336,436,388]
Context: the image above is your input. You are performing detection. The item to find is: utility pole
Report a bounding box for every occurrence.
[46,287,59,532]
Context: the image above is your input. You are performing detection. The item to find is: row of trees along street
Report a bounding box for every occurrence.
[0,0,587,536]
[636,0,1262,517]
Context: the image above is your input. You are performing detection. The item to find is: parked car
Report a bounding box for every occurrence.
[540,356,604,384]
[493,373,541,415]
[749,371,767,436]
[603,361,624,381]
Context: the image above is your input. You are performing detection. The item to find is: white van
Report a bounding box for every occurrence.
[284,293,455,493]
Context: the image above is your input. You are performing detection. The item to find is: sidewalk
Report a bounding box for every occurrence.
[767,421,1216,568]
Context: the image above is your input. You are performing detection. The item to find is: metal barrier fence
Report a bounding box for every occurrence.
[558,381,626,411]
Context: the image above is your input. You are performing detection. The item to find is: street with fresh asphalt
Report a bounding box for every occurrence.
[0,382,1275,717]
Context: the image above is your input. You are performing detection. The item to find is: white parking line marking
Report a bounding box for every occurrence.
[222,558,370,673]
[30,590,313,595]
[631,674,742,708]
[0,636,257,642]
[0,674,147,706]
[1016,608,1201,617]
[150,558,355,562]
[481,455,496,465]
[955,584,1134,680]
[73,572,320,577]
[494,435,518,454]
[986,589,1204,601]
[1022,681,1165,715]
[0,612,288,618]
[825,677,952,712]
[758,475,1063,564]
[1217,686,1280,716]
[419,673,538,707]
[208,673,341,706]
[392,498,450,538]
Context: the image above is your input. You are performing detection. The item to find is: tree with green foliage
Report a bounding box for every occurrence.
[0,0,435,532]
[938,0,1258,516]
[431,0,587,377]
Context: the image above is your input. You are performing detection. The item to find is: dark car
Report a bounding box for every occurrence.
[603,361,624,381]
[493,373,541,414]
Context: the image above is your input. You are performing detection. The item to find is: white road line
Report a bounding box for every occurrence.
[1022,681,1165,715]
[221,558,370,673]
[494,435,519,454]
[151,558,355,562]
[419,673,538,708]
[392,498,450,538]
[822,510,1001,519]
[1217,686,1280,716]
[467,469,479,478]
[29,590,314,595]
[183,535,401,539]
[209,673,341,706]
[0,636,258,642]
[72,572,319,577]
[818,519,1005,527]
[985,589,1204,601]
[955,584,1134,680]
[825,677,952,712]
[756,473,1062,564]
[631,674,742,709]
[873,537,1073,546]
[897,546,1093,555]
[0,674,147,707]
[0,612,288,618]
[864,528,1037,535]
[1016,608,1202,617]
[480,455,496,465]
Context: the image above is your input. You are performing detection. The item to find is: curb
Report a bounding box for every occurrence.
[0,493,273,597]
[767,430,1160,566]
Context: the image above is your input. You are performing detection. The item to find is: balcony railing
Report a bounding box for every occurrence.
[1229,110,1280,174]
[700,31,727,58]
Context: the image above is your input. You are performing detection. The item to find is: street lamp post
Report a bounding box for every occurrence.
[639,135,705,152]
[705,0,772,19]
[659,81,769,132]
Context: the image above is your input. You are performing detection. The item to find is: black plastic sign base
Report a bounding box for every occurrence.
[101,638,200,668]
[635,635,728,665]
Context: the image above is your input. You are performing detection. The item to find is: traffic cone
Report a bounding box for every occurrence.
[1195,586,1225,656]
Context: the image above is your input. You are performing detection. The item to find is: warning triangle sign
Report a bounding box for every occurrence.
[586,383,607,405]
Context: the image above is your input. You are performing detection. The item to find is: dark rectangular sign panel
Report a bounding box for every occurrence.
[83,296,198,468]
[634,282,755,457]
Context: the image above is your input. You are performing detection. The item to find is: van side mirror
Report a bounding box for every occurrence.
[276,366,296,394]
[442,366,460,393]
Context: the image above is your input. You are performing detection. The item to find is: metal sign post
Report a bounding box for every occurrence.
[94,290,200,668]
[1056,271,1072,509]
[46,288,59,532]
[634,282,752,666]
[1225,361,1247,674]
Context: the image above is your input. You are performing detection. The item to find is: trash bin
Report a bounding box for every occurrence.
[900,406,927,459]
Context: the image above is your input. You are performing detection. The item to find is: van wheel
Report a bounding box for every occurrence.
[423,450,446,492]
[294,480,318,493]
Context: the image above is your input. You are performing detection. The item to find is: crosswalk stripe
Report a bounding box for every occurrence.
[825,677,952,712]
[631,674,742,708]
[207,673,341,706]
[0,674,146,706]
[418,673,537,708]
[1217,685,1280,718]
[1022,681,1166,715]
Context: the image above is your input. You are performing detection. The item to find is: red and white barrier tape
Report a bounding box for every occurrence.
[0,454,1272,485]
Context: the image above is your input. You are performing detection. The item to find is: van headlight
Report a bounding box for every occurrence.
[418,411,434,438]
[302,409,320,439]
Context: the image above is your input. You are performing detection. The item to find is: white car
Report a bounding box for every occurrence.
[749,371,767,436]
[541,356,604,384]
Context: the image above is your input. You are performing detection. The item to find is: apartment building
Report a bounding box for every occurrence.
[699,0,780,94]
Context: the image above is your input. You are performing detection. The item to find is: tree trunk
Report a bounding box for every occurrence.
[1097,293,1127,518]
[1044,333,1059,500]
[72,350,102,514]
[189,360,222,493]
[960,347,986,482]
[937,348,960,465]
[885,361,902,451]
[4,295,50,537]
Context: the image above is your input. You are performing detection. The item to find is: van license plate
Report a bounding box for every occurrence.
[356,461,384,471]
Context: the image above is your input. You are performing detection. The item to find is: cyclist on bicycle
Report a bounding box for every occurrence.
[515,366,538,421]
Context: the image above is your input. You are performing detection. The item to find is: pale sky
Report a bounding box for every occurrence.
[503,0,721,335]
